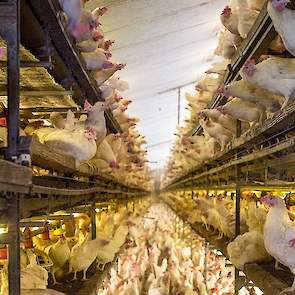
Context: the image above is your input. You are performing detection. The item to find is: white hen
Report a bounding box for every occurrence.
[240,57,295,109]
[236,0,259,38]
[46,236,71,285]
[69,236,110,280]
[42,127,97,167]
[81,48,112,70]
[220,79,282,115]
[59,0,82,26]
[261,195,295,294]
[268,0,295,57]
[200,119,233,151]
[21,250,48,290]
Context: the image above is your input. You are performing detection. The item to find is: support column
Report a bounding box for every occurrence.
[235,120,242,294]
[7,192,20,295]
[90,199,97,240]
[0,2,21,294]
[1,0,20,160]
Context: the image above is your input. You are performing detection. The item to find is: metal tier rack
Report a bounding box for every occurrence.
[0,1,146,294]
[164,1,295,294]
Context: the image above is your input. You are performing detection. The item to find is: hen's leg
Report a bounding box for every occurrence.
[74,159,81,169]
[217,231,223,240]
[275,260,285,271]
[100,263,106,271]
[97,263,102,270]
[258,108,265,126]
[201,218,209,230]
[247,122,257,133]
[281,96,290,110]
[52,272,62,285]
[220,141,225,152]
[226,140,232,150]
[82,268,88,281]
[268,111,277,120]
[72,271,77,281]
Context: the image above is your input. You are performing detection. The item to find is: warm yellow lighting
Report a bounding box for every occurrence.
[0,228,7,235]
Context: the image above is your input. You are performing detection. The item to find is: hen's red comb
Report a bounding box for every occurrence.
[221,5,231,15]
[244,59,256,67]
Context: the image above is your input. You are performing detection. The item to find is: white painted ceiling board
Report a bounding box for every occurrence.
[86,0,227,169]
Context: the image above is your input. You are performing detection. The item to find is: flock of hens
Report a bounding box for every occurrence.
[35,0,151,190]
[163,0,295,186]
[97,203,236,295]
[0,200,151,294]
[0,0,151,190]
[1,0,295,294]
[160,0,295,292]
[163,189,295,295]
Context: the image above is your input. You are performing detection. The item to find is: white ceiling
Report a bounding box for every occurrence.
[86,0,227,169]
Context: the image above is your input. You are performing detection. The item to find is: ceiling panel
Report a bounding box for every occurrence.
[86,0,227,169]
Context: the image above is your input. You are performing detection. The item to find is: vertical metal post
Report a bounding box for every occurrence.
[235,170,241,237]
[235,120,241,237]
[235,164,241,295]
[235,120,242,295]
[177,87,181,125]
[5,0,20,160]
[176,216,179,238]
[204,241,208,293]
[205,167,209,196]
[0,2,21,294]
[90,198,96,240]
[7,192,20,295]
[236,120,241,139]
[90,209,96,240]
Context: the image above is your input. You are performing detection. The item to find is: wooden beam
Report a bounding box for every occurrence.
[0,160,32,188]
[31,137,76,174]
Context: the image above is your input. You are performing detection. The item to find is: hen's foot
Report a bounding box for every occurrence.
[268,112,278,120]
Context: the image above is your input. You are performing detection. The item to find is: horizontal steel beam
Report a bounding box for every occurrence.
[0,60,52,68]
[0,233,11,244]
[26,215,73,221]
[19,221,50,227]
[0,90,72,96]
[21,107,80,114]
